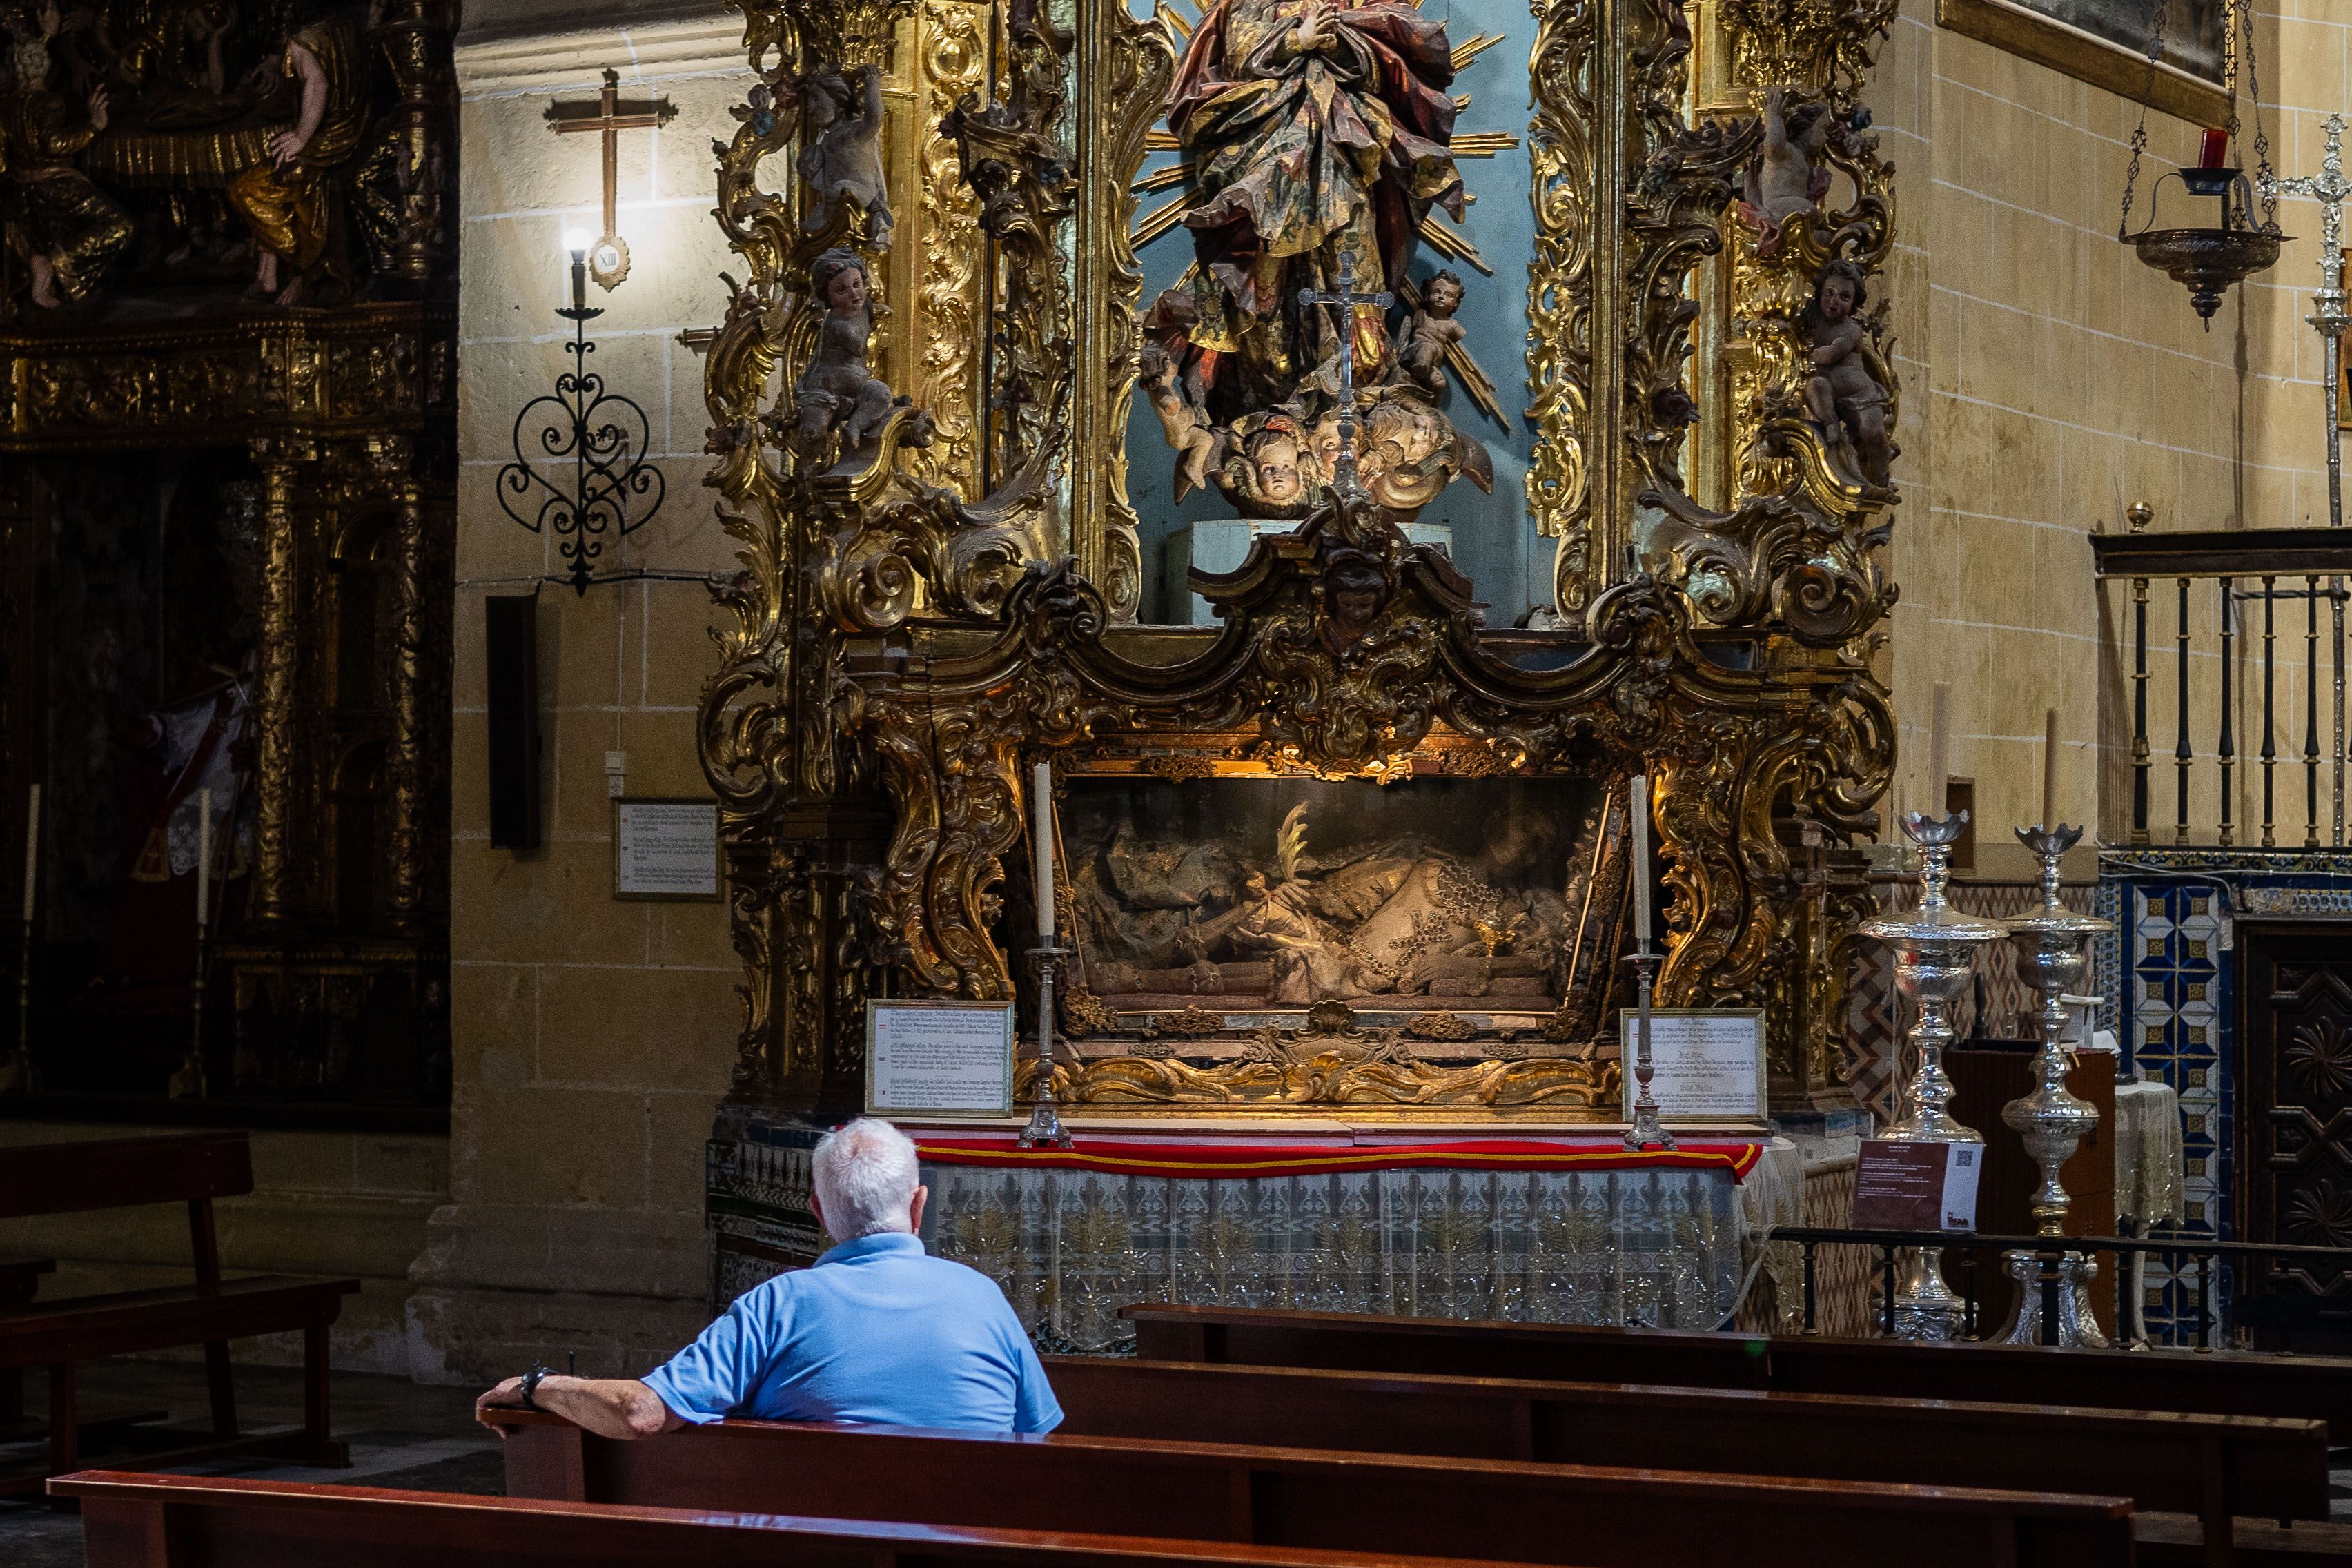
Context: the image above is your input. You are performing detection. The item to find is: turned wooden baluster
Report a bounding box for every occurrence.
[2306,576,2322,847]
[2218,578,2235,846]
[2129,504,2153,845]
[2175,575,2191,843]
[2262,576,2279,848]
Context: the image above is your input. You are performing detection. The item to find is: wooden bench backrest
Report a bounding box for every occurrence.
[1044,1353,2332,1526]
[55,1471,1526,1568]
[0,1133,253,1220]
[496,1410,2134,1568]
[1124,1303,2352,1441]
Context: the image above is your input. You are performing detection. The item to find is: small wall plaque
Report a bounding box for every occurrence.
[866,1000,1017,1118]
[613,798,721,900]
[1617,1008,1767,1121]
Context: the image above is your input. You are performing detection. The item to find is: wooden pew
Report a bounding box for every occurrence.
[489,1407,2134,1568]
[55,1470,1545,1568]
[1046,1354,2333,1565]
[0,1132,358,1496]
[1124,1303,2352,1441]
[0,1255,51,1429]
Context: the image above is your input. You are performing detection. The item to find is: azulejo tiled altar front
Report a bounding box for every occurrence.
[707,1112,1801,1351]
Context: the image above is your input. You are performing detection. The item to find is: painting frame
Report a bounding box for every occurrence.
[2341,252,2351,433]
[1936,0,2228,128]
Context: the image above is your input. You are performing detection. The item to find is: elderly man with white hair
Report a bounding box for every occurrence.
[475,1118,1060,1436]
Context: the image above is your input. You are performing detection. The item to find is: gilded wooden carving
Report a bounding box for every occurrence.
[699,0,1901,1118]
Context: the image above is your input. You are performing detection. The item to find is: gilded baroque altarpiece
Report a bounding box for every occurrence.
[695,0,1903,1132]
[1,0,457,1103]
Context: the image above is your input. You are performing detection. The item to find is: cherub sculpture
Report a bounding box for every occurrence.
[1139,341,1222,500]
[798,63,892,250]
[1391,270,1467,396]
[795,248,901,451]
[1799,257,1892,487]
[1740,86,1836,255]
[1211,416,1315,520]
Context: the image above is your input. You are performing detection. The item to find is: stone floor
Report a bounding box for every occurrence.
[0,1358,495,1568]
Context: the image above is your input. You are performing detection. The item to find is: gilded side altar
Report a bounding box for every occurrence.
[694,0,1901,1311]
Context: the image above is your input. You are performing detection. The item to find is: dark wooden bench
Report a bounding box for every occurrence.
[57,1470,1558,1568]
[1125,1303,2352,1441]
[1047,1354,2334,1566]
[489,1407,2135,1568]
[0,1132,359,1497]
[0,1255,52,1428]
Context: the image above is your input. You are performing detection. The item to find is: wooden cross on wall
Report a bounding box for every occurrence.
[545,68,678,291]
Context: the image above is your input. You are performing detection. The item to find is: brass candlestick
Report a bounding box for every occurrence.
[1623,943,1674,1151]
[1018,944,1073,1149]
[1995,823,2111,1346]
[1860,810,2001,1340]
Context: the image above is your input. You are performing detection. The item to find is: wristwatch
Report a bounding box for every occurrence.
[519,1362,551,1410]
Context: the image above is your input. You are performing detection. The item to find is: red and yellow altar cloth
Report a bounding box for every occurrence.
[910,1133,1767,1182]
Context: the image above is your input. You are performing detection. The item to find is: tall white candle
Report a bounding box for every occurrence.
[21,784,39,925]
[2041,707,2059,830]
[195,788,213,929]
[1032,763,1055,941]
[1629,774,1652,937]
[1928,682,1952,818]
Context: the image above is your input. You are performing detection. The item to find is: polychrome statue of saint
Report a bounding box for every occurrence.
[1168,0,1462,423]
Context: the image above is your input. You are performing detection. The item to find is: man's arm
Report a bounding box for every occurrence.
[474,1375,685,1440]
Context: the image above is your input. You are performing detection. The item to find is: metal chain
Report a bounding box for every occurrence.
[2239,0,2278,230]
[2117,0,2170,240]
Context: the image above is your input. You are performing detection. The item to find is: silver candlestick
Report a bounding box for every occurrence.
[1859,810,2002,1339]
[1018,944,1073,1149]
[1623,943,1674,1152]
[1995,823,2112,1346]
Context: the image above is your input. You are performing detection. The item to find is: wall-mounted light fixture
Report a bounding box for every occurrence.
[493,231,666,594]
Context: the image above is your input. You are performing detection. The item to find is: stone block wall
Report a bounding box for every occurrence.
[413,1,752,1383]
[1874,0,2334,867]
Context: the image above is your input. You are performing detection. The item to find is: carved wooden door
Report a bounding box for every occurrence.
[2240,922,2352,1348]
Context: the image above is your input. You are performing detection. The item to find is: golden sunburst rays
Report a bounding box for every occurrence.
[1155,1,1194,37]
[1132,161,1195,194]
[1416,214,1489,275]
[1449,32,1504,70]
[1450,133,1520,158]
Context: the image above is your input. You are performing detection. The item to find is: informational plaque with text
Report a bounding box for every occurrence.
[1851,1140,1981,1231]
[1617,1008,1767,1121]
[612,799,721,900]
[865,1001,1016,1117]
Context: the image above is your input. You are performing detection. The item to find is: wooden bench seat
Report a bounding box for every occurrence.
[56,1470,1570,1568]
[0,1132,358,1497]
[490,1407,2135,1568]
[0,1255,52,1427]
[1047,1353,2332,1565]
[1124,1303,2352,1440]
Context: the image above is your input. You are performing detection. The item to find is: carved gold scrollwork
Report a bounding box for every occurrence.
[1522,0,1598,610]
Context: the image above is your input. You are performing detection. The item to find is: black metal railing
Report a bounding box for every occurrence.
[2091,513,2352,848]
[1775,1223,2352,1351]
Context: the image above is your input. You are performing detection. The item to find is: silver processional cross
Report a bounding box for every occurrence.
[1298,247,1393,494]
[2262,112,2351,843]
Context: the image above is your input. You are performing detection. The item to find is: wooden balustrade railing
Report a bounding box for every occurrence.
[2090,511,2352,848]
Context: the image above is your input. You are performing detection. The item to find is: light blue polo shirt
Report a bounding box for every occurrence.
[640,1232,1061,1433]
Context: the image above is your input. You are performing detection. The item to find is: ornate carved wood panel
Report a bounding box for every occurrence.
[2240,922,2352,1342]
